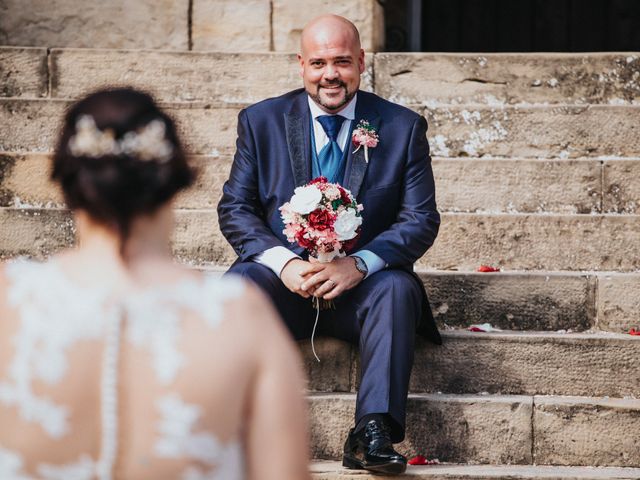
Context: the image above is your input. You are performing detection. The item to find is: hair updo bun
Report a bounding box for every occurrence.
[52,88,195,251]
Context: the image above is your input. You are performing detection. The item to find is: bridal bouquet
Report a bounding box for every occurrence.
[280,177,363,362]
[280,176,363,262]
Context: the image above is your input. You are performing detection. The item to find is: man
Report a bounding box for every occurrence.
[218,14,441,475]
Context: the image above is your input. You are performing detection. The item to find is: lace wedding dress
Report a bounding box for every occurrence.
[0,259,248,480]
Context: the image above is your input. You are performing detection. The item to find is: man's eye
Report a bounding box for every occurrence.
[311,62,324,67]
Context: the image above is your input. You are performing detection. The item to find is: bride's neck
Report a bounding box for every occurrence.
[74,208,173,268]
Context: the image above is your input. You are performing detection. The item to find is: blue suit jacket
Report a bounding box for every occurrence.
[218,89,442,344]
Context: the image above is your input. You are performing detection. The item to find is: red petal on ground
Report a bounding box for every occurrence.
[468,326,486,332]
[408,455,440,466]
[408,455,428,465]
[477,265,500,272]
[629,328,640,336]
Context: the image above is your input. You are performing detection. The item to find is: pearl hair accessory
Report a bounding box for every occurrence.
[68,115,173,163]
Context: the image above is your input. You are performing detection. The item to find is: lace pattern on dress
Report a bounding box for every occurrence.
[0,260,246,480]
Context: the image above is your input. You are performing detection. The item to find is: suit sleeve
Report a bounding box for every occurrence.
[217,109,287,262]
[358,115,440,267]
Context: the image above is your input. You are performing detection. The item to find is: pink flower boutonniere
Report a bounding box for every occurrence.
[352,120,379,163]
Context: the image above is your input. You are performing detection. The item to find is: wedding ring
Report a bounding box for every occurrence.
[326,279,336,288]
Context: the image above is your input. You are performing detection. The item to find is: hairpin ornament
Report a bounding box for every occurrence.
[68,115,173,163]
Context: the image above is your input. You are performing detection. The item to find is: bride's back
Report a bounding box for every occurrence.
[0,256,304,480]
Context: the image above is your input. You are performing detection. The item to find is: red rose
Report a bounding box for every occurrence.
[308,208,333,231]
[310,176,328,185]
[338,186,352,205]
[295,230,315,251]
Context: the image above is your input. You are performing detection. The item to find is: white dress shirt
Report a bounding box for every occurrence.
[254,93,386,278]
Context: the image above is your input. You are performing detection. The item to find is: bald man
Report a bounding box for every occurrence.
[218,15,441,475]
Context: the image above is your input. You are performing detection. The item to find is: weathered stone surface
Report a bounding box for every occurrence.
[0,100,66,153]
[305,333,640,397]
[310,461,640,479]
[174,155,230,209]
[192,0,271,52]
[159,103,241,156]
[0,47,48,98]
[272,0,384,53]
[300,338,354,392]
[597,274,640,333]
[424,213,640,272]
[309,393,533,464]
[171,209,235,266]
[0,153,63,207]
[535,396,640,467]
[0,0,188,49]
[422,271,596,331]
[0,99,242,156]
[0,208,74,260]
[410,332,640,397]
[433,158,601,214]
[375,53,640,106]
[603,160,640,213]
[423,106,640,159]
[51,49,303,103]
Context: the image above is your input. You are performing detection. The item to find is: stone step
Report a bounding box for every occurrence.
[374,53,640,107]
[3,207,640,272]
[310,462,640,479]
[5,152,640,214]
[307,393,640,467]
[300,333,639,397]
[202,266,635,335]
[3,48,638,106]
[2,99,640,159]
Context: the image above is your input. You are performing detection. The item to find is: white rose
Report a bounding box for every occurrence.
[334,209,363,241]
[289,185,322,214]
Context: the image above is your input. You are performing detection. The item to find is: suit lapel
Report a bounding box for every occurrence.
[345,93,381,198]
[284,92,311,187]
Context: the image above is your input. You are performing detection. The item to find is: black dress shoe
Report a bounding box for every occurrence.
[342,419,407,475]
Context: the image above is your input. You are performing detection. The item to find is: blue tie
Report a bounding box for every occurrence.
[317,115,346,182]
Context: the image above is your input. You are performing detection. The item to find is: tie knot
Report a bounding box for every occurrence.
[317,115,346,143]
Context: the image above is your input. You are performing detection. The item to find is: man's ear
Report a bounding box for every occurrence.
[297,53,305,77]
[358,49,365,74]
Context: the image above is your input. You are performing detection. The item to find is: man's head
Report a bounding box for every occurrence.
[298,14,365,113]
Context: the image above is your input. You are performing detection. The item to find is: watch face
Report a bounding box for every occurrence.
[355,256,367,274]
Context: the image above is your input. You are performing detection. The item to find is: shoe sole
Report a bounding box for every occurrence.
[343,455,407,475]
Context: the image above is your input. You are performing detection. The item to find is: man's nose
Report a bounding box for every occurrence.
[323,64,339,80]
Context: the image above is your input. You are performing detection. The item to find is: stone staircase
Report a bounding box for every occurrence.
[1,46,640,479]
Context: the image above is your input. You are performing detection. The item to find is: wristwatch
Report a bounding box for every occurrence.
[352,255,368,277]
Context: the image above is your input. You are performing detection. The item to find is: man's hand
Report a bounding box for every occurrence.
[300,256,366,300]
[280,258,314,298]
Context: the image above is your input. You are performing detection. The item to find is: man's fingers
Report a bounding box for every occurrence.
[323,285,342,300]
[300,272,329,291]
[300,263,325,276]
[313,279,337,298]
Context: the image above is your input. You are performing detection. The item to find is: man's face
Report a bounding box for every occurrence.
[298,30,365,113]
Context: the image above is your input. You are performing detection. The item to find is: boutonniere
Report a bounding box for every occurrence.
[352,120,379,163]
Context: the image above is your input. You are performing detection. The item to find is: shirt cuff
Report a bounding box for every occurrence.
[254,246,300,278]
[351,250,386,279]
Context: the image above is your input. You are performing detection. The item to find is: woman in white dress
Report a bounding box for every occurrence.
[0,88,311,480]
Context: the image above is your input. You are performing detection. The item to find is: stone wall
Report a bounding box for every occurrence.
[0,0,384,52]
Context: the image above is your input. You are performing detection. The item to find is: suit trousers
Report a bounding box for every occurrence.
[227,261,420,442]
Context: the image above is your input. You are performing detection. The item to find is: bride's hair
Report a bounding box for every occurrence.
[52,87,195,252]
